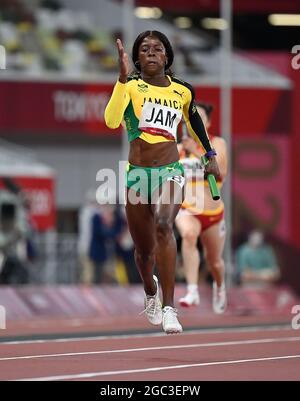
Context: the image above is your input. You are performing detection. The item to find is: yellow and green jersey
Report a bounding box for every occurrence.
[104,74,212,151]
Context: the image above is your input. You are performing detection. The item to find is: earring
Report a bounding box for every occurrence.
[134,61,140,67]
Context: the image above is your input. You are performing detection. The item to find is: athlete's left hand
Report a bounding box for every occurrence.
[204,156,221,181]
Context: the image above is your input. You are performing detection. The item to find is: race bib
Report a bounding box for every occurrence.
[139,102,182,140]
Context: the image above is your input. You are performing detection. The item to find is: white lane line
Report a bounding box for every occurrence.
[1,336,300,362]
[0,324,292,345]
[17,354,300,381]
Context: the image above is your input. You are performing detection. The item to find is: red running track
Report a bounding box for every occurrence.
[0,325,300,381]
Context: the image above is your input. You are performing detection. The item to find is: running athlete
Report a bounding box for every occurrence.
[176,103,228,313]
[104,31,220,333]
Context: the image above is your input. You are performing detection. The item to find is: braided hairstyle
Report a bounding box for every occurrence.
[131,30,174,77]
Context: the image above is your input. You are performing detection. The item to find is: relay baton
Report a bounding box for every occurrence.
[207,174,220,201]
[201,156,221,201]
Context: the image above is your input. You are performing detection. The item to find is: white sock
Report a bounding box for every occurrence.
[214,281,225,290]
[219,279,226,289]
[187,284,198,294]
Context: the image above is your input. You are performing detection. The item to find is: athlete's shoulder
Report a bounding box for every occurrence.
[212,136,228,159]
[127,71,140,83]
[212,136,226,146]
[170,76,194,93]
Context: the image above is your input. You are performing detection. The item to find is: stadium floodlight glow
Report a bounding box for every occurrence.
[134,7,162,19]
[268,14,300,26]
[201,18,228,30]
[174,17,192,29]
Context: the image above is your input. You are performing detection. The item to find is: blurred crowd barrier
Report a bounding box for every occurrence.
[0,232,139,285]
[0,283,297,325]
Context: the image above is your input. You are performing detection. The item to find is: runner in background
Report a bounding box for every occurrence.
[176,103,228,313]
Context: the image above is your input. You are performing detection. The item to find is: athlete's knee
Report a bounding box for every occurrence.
[207,258,224,274]
[135,248,155,267]
[155,216,173,239]
[182,231,198,247]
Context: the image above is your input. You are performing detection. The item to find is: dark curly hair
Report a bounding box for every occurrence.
[131,30,174,73]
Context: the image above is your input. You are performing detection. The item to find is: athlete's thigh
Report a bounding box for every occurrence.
[152,180,184,223]
[125,188,156,251]
[201,219,226,260]
[175,214,201,238]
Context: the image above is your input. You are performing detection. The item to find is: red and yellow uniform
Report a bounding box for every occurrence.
[178,138,224,231]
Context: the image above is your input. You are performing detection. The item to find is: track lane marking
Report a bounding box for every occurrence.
[16,354,300,381]
[1,336,299,362]
[0,324,292,345]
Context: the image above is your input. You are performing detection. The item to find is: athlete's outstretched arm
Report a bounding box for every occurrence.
[104,81,130,128]
[104,39,130,129]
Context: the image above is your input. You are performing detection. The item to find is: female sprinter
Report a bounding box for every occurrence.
[104,31,220,333]
[176,103,227,314]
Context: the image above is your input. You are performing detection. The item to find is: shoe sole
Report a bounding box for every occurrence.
[213,300,227,314]
[179,301,199,308]
[214,310,225,314]
[213,303,227,314]
[164,328,183,334]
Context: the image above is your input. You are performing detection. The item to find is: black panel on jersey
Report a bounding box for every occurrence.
[171,76,213,152]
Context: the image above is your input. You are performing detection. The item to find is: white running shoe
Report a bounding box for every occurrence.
[140,275,162,325]
[162,306,183,334]
[179,291,200,307]
[212,281,227,314]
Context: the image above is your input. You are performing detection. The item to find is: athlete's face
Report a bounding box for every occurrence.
[138,36,167,75]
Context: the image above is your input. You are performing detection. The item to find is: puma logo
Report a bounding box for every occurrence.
[173,90,184,98]
[167,175,185,188]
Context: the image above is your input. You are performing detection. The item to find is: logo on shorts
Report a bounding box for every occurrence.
[168,175,185,188]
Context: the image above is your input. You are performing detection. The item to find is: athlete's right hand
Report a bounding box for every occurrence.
[204,155,221,182]
[116,39,129,83]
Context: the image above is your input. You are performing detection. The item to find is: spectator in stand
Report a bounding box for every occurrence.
[0,177,37,284]
[89,201,122,284]
[116,206,141,284]
[78,189,98,285]
[0,201,29,285]
[235,229,281,286]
